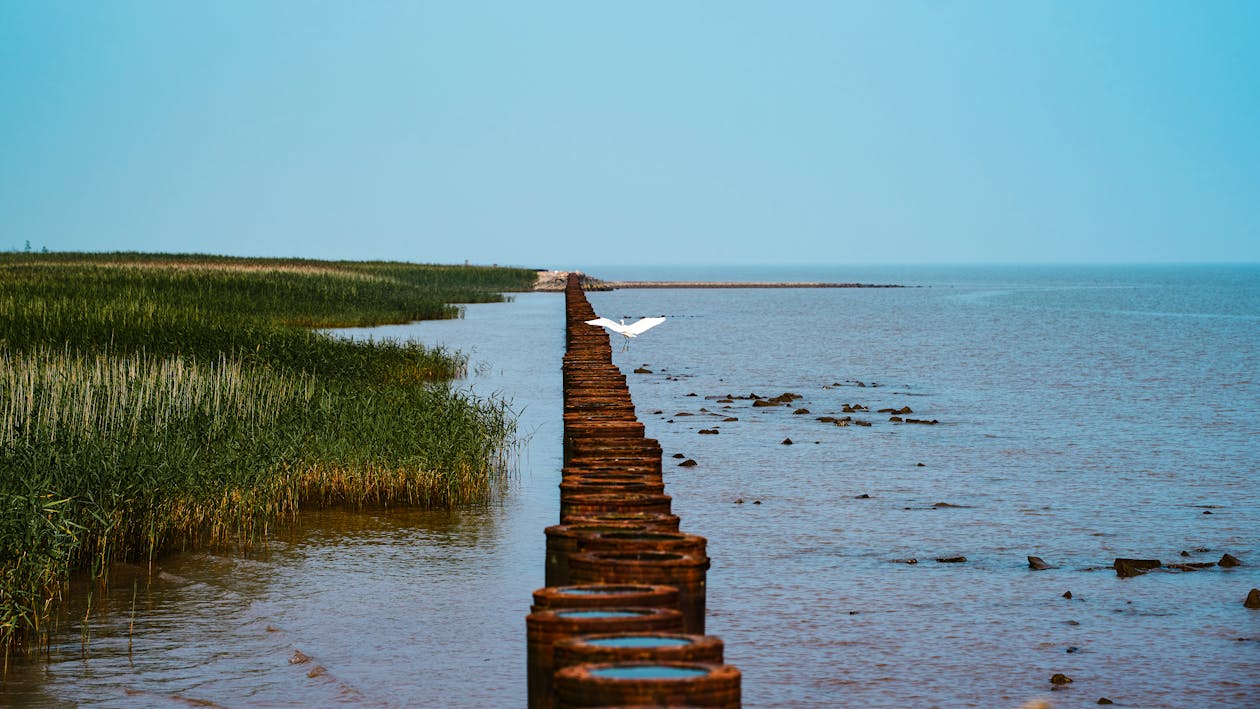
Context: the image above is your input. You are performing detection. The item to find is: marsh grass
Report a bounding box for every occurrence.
[0,253,535,656]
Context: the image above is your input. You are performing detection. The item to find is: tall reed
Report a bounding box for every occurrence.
[0,253,535,655]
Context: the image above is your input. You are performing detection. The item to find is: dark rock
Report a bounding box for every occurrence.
[1028,556,1053,570]
[1193,546,1210,553]
[877,407,897,414]
[1050,673,1073,685]
[672,453,685,458]
[1246,589,1260,609]
[897,406,914,414]
[817,416,837,423]
[752,399,780,407]
[936,556,967,563]
[678,459,698,467]
[916,462,926,467]
[675,412,694,416]
[1098,698,1114,705]
[1114,558,1162,577]
[905,418,939,425]
[698,428,719,435]
[752,500,761,505]
[723,417,739,422]
[733,498,744,504]
[894,558,918,564]
[1066,646,1079,653]
[1220,553,1242,567]
[933,502,964,508]
[793,408,810,415]
[855,493,871,499]
[781,437,793,445]
[854,420,872,427]
[1166,563,1209,572]
[652,410,663,415]
[686,392,697,397]
[633,367,652,374]
[1204,510,1213,514]
[889,416,903,422]
[1180,550,1190,557]
[1063,591,1073,599]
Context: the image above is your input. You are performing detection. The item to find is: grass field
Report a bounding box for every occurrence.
[0,252,537,656]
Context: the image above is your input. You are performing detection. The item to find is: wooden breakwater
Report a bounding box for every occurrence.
[525,273,742,708]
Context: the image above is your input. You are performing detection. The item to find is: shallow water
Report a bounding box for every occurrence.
[6,267,1259,707]
[586,264,1260,707]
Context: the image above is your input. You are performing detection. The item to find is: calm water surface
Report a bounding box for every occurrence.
[6,266,1259,707]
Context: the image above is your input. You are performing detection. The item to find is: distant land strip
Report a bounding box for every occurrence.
[603,280,903,289]
[532,270,903,291]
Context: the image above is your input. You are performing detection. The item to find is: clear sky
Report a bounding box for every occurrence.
[2,1,1257,267]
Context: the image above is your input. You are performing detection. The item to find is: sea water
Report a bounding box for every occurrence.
[7,264,1258,707]
[585,263,1260,707]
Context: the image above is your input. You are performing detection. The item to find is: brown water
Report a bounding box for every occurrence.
[7,268,1260,707]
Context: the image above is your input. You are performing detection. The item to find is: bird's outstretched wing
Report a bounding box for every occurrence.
[623,316,666,335]
[585,317,628,334]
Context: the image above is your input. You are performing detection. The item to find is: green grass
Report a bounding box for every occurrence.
[0,253,537,656]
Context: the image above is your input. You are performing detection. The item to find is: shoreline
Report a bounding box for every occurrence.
[532,270,902,291]
[601,280,902,289]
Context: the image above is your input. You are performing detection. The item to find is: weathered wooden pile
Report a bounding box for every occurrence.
[525,273,742,708]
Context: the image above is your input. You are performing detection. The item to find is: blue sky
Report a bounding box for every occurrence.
[2,1,1257,267]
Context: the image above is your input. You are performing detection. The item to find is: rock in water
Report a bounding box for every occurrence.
[1028,556,1053,570]
[1220,553,1242,567]
[1245,588,1260,609]
[781,437,794,445]
[1114,558,1161,578]
[1050,673,1073,685]
[678,459,698,467]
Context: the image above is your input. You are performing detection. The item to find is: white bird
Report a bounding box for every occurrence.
[585,316,666,345]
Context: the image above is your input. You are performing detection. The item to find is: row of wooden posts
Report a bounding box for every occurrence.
[524,273,742,708]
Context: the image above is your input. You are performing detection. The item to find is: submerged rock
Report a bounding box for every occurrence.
[1028,556,1053,570]
[633,367,652,374]
[1114,558,1162,578]
[1050,673,1073,685]
[678,459,698,467]
[936,556,967,563]
[698,428,719,435]
[1220,553,1242,567]
[1245,588,1260,609]
[781,437,794,445]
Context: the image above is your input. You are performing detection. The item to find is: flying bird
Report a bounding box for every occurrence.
[585,316,666,348]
